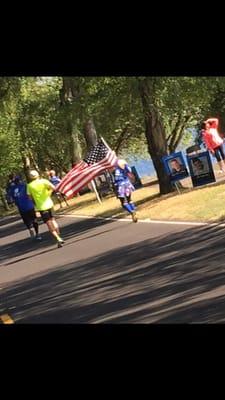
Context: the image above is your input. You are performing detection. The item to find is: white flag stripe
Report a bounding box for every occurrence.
[57,161,86,190]
[55,163,83,192]
[57,139,115,194]
[63,156,116,197]
[66,154,117,193]
[56,161,87,192]
[67,153,117,196]
[62,151,117,197]
[57,166,86,193]
[61,151,116,195]
[66,164,113,197]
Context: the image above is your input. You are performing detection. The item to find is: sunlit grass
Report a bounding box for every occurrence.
[2,173,225,223]
[53,180,225,223]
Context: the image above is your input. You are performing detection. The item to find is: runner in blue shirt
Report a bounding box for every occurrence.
[48,170,69,207]
[114,159,138,222]
[10,176,42,240]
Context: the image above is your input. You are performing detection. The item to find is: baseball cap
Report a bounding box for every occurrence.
[117,159,127,169]
[29,170,39,179]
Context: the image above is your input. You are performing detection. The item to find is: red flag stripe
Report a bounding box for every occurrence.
[67,156,117,196]
[61,150,117,197]
[61,151,116,195]
[55,162,83,192]
[56,160,87,192]
[62,165,110,197]
[62,151,116,193]
[65,163,113,198]
[57,163,89,194]
[66,152,117,196]
[57,160,86,190]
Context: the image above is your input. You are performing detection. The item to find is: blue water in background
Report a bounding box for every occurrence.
[128,157,155,178]
[128,143,223,178]
[126,126,225,178]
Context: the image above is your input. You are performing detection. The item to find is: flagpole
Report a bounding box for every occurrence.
[90,179,102,204]
[100,136,111,151]
[100,136,117,194]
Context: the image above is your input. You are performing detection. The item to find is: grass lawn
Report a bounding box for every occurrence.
[54,177,225,223]
[2,173,225,223]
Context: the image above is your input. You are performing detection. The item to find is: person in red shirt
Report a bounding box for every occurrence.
[201,117,225,173]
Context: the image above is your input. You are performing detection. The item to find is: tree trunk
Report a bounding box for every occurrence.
[83,118,103,200]
[60,77,84,105]
[71,124,82,165]
[60,78,83,167]
[29,150,39,171]
[0,188,10,211]
[115,125,129,154]
[138,78,174,195]
[22,153,31,182]
[84,118,98,150]
[168,114,192,153]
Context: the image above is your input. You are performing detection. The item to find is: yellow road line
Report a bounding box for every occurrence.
[0,314,14,324]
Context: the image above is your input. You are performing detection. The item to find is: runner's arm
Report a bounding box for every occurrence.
[205,118,219,128]
[45,180,57,193]
[26,185,35,203]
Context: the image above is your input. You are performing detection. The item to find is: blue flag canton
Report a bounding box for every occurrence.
[84,140,109,165]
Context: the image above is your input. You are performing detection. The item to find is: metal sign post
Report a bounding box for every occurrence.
[173,181,181,194]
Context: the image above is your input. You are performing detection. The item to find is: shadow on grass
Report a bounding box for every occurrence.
[142,178,158,187]
[57,191,160,220]
[2,222,225,323]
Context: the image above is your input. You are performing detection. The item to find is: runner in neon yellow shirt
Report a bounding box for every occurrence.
[27,170,65,248]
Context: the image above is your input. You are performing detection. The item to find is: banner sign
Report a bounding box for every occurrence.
[186,151,216,187]
[162,151,189,182]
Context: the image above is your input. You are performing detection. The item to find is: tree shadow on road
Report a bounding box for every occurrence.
[0,214,19,227]
[0,217,117,265]
[2,222,225,323]
[0,217,26,239]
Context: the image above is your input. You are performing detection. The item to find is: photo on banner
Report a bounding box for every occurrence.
[186,151,216,187]
[162,151,189,182]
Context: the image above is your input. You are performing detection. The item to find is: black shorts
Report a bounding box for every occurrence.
[19,208,37,229]
[39,209,54,223]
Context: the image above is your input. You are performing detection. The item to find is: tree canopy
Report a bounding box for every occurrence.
[0,76,224,194]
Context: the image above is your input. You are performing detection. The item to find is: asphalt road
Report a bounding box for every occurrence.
[1,213,225,323]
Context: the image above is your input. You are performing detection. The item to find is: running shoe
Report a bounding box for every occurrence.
[131,212,138,223]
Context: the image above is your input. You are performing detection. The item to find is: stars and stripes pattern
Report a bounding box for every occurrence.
[56,139,118,198]
[84,140,109,164]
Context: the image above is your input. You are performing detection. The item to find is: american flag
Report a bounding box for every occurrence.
[56,139,118,198]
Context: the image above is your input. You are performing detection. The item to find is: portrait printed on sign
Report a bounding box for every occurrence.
[187,151,215,187]
[191,156,209,176]
[162,152,189,182]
